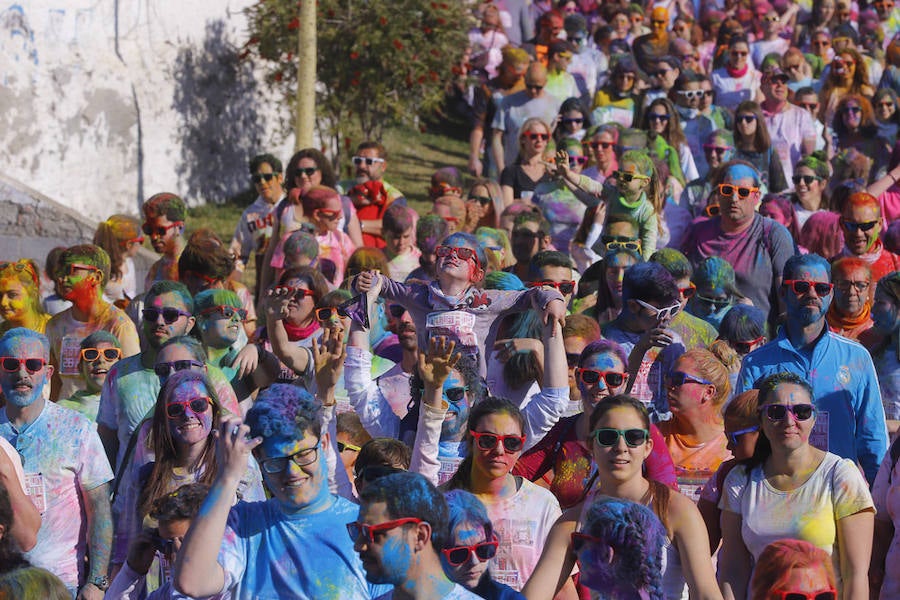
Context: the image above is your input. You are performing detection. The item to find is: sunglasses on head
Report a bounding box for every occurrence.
[262,444,320,474]
[727,424,760,446]
[165,397,211,419]
[142,221,183,237]
[577,368,626,387]
[354,464,405,483]
[0,357,46,374]
[783,279,833,296]
[718,183,759,198]
[143,307,192,324]
[442,536,499,566]
[591,427,650,447]
[772,590,837,600]
[154,360,205,380]
[616,171,650,183]
[527,280,576,294]
[470,431,526,453]
[352,156,385,166]
[251,173,277,184]
[337,441,361,453]
[761,403,815,422]
[667,371,713,387]
[80,347,122,362]
[733,335,765,355]
[792,174,820,185]
[295,166,318,177]
[435,245,481,268]
[840,219,878,232]
[346,517,423,544]
[468,194,493,206]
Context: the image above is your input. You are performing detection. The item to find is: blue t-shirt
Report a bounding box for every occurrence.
[736,329,888,484]
[218,495,390,599]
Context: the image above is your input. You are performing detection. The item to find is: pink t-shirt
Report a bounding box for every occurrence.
[878,186,900,224]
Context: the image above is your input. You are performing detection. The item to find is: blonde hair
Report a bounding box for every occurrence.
[680,348,731,410]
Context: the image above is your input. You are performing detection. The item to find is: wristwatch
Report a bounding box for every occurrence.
[90,575,110,591]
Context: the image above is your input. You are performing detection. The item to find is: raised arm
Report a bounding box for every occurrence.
[263,287,312,376]
[174,417,262,598]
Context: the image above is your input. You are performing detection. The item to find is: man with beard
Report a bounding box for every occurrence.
[832,192,900,285]
[46,244,140,401]
[351,472,480,600]
[0,328,114,598]
[96,281,236,471]
[681,161,794,328]
[760,67,817,185]
[345,141,405,249]
[736,254,888,484]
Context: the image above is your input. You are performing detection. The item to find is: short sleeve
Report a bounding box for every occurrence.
[831,457,876,520]
[0,437,26,494]
[217,508,249,593]
[719,463,750,514]
[77,422,114,491]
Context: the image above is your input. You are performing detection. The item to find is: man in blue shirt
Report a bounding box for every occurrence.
[736,254,888,483]
[174,384,390,599]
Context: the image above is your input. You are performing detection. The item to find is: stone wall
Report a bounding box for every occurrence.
[0,0,294,222]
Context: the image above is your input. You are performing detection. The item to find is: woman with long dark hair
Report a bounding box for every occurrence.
[831,95,891,182]
[111,370,264,573]
[732,101,787,193]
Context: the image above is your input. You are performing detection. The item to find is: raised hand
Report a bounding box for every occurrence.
[263,286,295,320]
[418,336,461,391]
[312,326,347,401]
[214,416,263,484]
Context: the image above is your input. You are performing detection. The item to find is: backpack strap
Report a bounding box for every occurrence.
[889,436,900,484]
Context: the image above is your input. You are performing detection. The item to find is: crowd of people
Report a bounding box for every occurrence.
[3,0,900,598]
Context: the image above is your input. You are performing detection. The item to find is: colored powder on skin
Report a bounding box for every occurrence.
[0,335,46,407]
[725,163,758,183]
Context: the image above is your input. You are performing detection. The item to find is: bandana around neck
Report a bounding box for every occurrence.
[282,319,320,341]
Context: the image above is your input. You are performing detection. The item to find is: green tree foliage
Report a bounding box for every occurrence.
[245,0,470,146]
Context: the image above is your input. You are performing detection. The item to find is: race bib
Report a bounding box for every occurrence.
[426,311,478,351]
[24,472,47,513]
[60,335,81,375]
[809,410,829,452]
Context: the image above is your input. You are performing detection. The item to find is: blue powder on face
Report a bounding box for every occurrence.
[724,163,758,184]
[379,536,413,585]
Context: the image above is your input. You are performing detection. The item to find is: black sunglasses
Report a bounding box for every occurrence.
[251,173,277,183]
[840,219,878,232]
[761,404,815,422]
[591,428,650,447]
[143,307,192,324]
[294,167,318,177]
[445,386,468,403]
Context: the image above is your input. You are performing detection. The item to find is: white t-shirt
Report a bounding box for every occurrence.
[482,478,562,590]
[720,452,874,584]
[0,436,26,493]
[710,67,762,113]
[765,105,817,185]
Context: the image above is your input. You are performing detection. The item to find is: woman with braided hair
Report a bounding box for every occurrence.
[572,496,667,599]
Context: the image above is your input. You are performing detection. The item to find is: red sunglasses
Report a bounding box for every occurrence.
[527,280,575,294]
[772,590,836,600]
[435,245,482,268]
[441,536,499,566]
[346,517,423,544]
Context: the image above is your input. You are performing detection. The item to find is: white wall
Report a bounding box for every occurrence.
[0,0,295,221]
